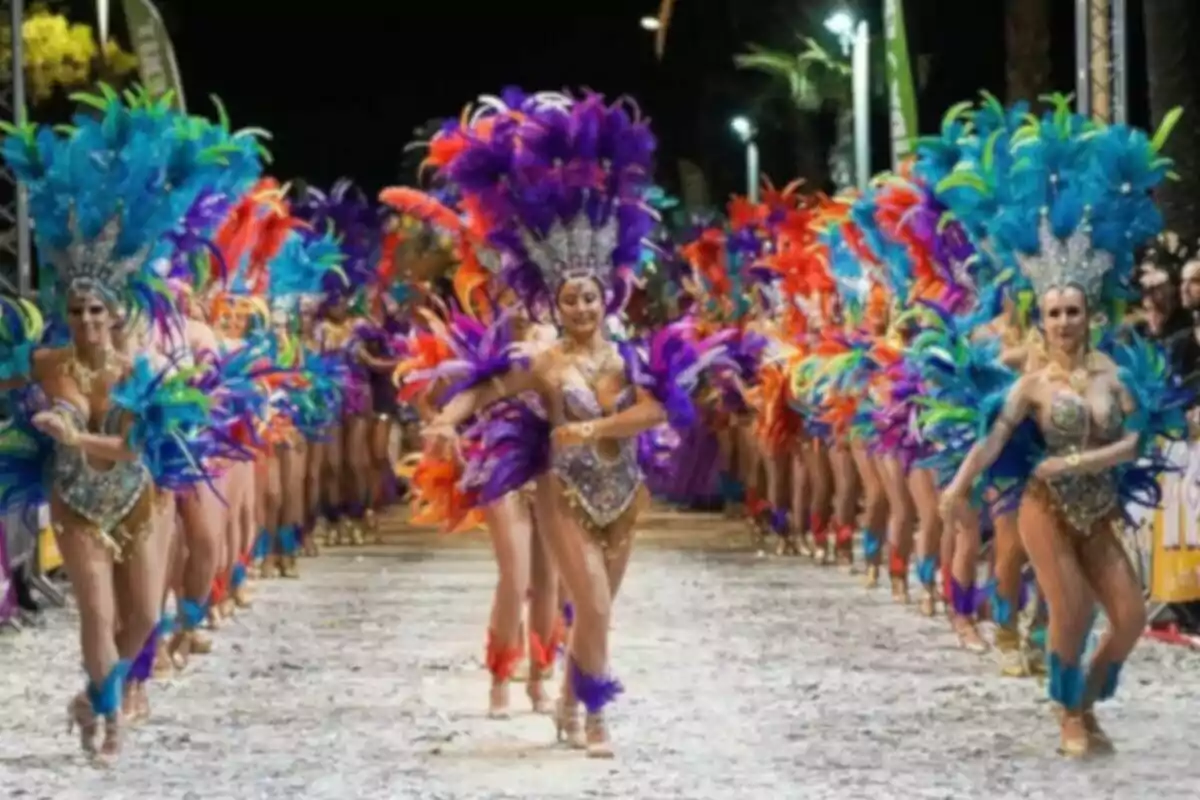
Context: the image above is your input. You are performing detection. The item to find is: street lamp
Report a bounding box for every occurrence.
[825,10,870,190]
[825,10,854,46]
[640,16,661,31]
[730,116,760,203]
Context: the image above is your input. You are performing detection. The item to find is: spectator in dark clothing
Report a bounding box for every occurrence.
[1130,233,1189,339]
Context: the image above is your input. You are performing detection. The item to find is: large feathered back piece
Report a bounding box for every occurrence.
[428,89,658,320]
[1,84,268,320]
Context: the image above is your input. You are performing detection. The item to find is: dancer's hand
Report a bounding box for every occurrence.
[552,422,595,448]
[937,486,968,533]
[422,421,457,459]
[1033,455,1069,480]
[32,410,77,445]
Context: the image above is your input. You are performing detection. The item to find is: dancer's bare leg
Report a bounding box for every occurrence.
[482,493,533,717]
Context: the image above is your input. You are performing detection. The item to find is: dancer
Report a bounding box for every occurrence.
[0,88,254,761]
[416,90,728,756]
[936,96,1185,756]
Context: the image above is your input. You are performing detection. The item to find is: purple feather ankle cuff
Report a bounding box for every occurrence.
[569,660,623,714]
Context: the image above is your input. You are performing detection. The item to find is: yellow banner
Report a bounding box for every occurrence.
[37,503,62,573]
[1150,443,1200,603]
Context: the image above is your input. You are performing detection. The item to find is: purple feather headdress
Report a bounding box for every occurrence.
[291,179,379,300]
[433,90,658,320]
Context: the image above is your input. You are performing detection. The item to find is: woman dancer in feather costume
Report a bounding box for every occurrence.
[415,89,730,756]
[293,181,380,547]
[381,154,566,719]
[0,87,261,762]
[932,95,1186,756]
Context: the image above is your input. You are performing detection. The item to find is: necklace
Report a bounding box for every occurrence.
[64,344,118,394]
[1046,352,1094,395]
[563,341,617,384]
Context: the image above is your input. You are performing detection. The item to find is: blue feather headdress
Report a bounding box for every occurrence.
[268,228,346,313]
[0,86,269,325]
[933,93,1178,316]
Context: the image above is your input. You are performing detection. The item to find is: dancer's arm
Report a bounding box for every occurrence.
[31,410,137,462]
[431,358,543,428]
[942,375,1034,501]
[587,390,667,440]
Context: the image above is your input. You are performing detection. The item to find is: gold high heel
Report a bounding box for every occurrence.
[233,584,253,609]
[526,673,553,715]
[350,520,365,546]
[67,694,98,756]
[280,555,300,578]
[994,627,1030,678]
[312,517,329,547]
[584,713,614,759]
[487,681,511,720]
[918,585,938,617]
[1083,710,1115,754]
[890,576,910,605]
[169,630,193,672]
[952,616,989,654]
[863,564,880,589]
[189,629,214,656]
[96,715,121,765]
[365,508,383,544]
[554,698,584,748]
[1058,711,1090,758]
[151,638,174,680]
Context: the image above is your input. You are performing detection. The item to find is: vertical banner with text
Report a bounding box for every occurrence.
[883,0,919,167]
[1150,442,1200,603]
[121,0,186,111]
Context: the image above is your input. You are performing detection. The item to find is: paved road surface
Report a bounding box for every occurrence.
[1,510,1198,799]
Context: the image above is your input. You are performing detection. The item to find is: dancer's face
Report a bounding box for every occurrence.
[66,290,113,349]
[557,278,604,340]
[1041,286,1088,355]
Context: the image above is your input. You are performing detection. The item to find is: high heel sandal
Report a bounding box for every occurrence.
[1083,710,1115,754]
[487,681,511,720]
[584,712,614,759]
[952,615,989,654]
[554,698,584,748]
[67,694,98,756]
[527,674,553,715]
[1058,711,1090,758]
[151,638,174,680]
[95,715,121,765]
[365,508,383,544]
[863,564,880,589]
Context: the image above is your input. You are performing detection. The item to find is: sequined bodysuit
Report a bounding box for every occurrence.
[1040,390,1124,535]
[50,400,152,560]
[551,380,642,536]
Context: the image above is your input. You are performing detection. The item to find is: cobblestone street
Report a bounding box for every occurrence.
[2,510,1199,800]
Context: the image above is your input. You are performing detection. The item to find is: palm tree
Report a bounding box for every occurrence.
[735,36,853,190]
[1144,0,1200,240]
[1004,0,1051,104]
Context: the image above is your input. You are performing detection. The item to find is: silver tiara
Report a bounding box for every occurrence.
[518,208,619,296]
[46,211,152,302]
[1016,210,1113,307]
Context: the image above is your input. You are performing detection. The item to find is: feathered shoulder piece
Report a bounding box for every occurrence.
[110,355,215,490]
[0,296,45,381]
[619,318,734,430]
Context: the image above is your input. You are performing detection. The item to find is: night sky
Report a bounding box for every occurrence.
[57,0,1153,201]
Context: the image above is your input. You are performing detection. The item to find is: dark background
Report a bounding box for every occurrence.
[60,0,1153,201]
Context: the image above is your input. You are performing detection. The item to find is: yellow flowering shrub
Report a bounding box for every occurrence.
[0,10,138,103]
